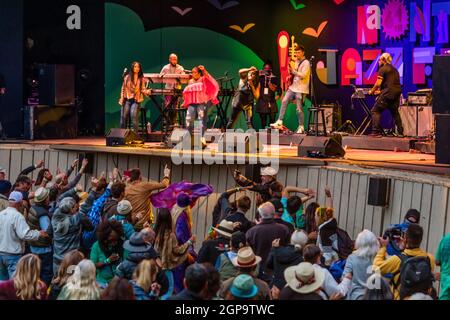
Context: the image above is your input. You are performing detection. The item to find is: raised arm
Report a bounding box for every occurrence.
[282,186,315,198]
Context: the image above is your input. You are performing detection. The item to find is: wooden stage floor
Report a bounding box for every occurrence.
[1,137,449,176]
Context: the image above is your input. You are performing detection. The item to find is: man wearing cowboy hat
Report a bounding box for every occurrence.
[280,262,325,300]
[27,187,54,285]
[218,246,271,300]
[368,52,404,137]
[233,166,281,204]
[198,219,235,265]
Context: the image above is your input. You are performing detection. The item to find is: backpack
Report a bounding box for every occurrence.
[396,255,434,299]
[335,228,354,259]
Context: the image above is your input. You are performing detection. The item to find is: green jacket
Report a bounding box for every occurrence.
[90,241,122,286]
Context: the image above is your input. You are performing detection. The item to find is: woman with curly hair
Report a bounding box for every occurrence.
[316,206,338,267]
[89,220,124,286]
[57,259,100,300]
[0,254,47,300]
[48,250,85,300]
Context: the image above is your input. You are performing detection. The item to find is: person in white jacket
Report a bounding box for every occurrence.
[0,191,48,280]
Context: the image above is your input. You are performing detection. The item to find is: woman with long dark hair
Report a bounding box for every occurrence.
[227,66,260,129]
[90,220,124,287]
[118,61,150,133]
[304,202,320,243]
[154,208,195,295]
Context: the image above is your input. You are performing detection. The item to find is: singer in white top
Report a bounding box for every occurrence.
[271,45,311,133]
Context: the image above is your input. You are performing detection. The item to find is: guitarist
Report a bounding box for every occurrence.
[271,45,310,134]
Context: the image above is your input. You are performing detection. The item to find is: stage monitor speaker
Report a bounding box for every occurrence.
[106,128,140,147]
[368,177,391,207]
[297,135,345,157]
[37,64,75,106]
[217,132,263,154]
[435,114,450,164]
[77,153,95,175]
[433,55,450,114]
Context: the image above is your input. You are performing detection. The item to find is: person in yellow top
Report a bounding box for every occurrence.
[373,224,435,300]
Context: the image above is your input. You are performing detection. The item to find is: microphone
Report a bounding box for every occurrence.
[310,56,315,61]
[122,68,128,78]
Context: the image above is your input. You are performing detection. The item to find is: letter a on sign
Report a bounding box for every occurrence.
[66,5,81,30]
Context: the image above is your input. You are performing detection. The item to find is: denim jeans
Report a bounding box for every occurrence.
[278,89,306,126]
[120,100,140,132]
[0,254,22,280]
[38,251,54,286]
[185,104,207,136]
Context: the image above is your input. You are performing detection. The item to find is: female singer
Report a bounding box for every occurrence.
[182,65,219,137]
[227,67,260,129]
[118,62,150,133]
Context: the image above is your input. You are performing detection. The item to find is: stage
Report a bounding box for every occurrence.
[1,137,450,255]
[2,136,447,175]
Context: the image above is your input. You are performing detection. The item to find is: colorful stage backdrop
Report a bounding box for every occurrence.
[105,0,450,132]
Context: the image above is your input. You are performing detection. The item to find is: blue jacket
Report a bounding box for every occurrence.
[109,215,135,240]
[130,280,158,300]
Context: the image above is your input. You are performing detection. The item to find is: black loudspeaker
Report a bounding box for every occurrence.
[435,114,450,164]
[368,177,391,207]
[433,55,450,114]
[37,64,75,106]
[297,135,345,157]
[106,128,141,146]
[23,105,77,140]
[78,153,95,175]
[217,132,263,153]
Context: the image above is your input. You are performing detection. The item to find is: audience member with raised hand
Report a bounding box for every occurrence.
[52,197,93,273]
[57,259,100,300]
[103,181,126,220]
[280,186,315,230]
[0,254,47,300]
[126,164,170,229]
[48,250,84,300]
[90,220,124,287]
[82,169,119,250]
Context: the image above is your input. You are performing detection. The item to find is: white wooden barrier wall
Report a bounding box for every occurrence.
[1,146,449,256]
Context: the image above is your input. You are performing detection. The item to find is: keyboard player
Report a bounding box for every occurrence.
[368,52,404,137]
[159,53,185,128]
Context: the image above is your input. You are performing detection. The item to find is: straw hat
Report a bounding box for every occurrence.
[213,220,234,239]
[231,246,262,268]
[34,187,49,203]
[284,262,325,294]
[260,166,278,177]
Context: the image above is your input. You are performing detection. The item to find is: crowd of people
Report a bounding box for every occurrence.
[0,160,449,301]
